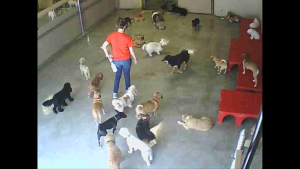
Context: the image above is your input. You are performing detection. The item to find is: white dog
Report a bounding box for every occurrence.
[68,0,78,7]
[112,85,138,112]
[142,39,169,56]
[48,10,56,21]
[118,128,153,166]
[247,29,260,40]
[79,57,90,80]
[249,18,260,29]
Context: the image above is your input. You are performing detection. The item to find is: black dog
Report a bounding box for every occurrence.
[124,17,132,26]
[42,82,74,114]
[192,18,200,30]
[97,110,127,147]
[136,116,156,142]
[162,50,190,73]
[171,4,187,16]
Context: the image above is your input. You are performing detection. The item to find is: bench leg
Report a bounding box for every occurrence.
[217,113,227,124]
[235,117,246,126]
[227,63,234,72]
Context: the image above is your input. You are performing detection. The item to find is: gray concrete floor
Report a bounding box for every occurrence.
[38,9,262,169]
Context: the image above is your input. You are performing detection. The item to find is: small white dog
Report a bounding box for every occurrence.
[48,10,56,21]
[112,85,138,112]
[247,29,260,40]
[118,127,153,166]
[68,0,78,7]
[249,18,260,29]
[79,57,90,80]
[142,39,169,56]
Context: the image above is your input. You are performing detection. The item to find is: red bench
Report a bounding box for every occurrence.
[227,18,262,72]
[218,89,262,126]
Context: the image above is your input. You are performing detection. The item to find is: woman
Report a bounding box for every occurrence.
[102,17,138,99]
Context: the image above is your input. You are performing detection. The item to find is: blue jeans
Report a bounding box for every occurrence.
[113,59,132,93]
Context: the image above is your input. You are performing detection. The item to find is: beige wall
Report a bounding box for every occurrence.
[38,0,116,68]
[119,0,141,9]
[178,0,211,14]
[214,0,262,18]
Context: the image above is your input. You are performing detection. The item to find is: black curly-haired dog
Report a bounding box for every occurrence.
[192,18,200,30]
[97,110,127,147]
[136,115,156,142]
[42,82,74,114]
[171,4,187,16]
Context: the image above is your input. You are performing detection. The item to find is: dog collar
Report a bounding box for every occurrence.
[114,116,118,123]
[106,140,115,144]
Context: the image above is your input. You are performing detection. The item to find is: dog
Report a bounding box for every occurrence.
[133,11,145,22]
[142,39,169,56]
[177,113,213,131]
[92,91,105,125]
[242,54,259,87]
[136,114,157,148]
[136,92,163,118]
[132,34,145,48]
[211,56,227,74]
[97,110,127,147]
[111,85,138,112]
[42,82,74,114]
[171,4,187,16]
[88,72,104,98]
[162,49,194,73]
[247,29,260,40]
[250,18,260,28]
[79,57,90,80]
[192,18,200,31]
[221,11,240,23]
[105,133,123,169]
[48,10,56,21]
[152,11,166,30]
[119,128,153,166]
[68,0,78,7]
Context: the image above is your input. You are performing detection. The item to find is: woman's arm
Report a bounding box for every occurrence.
[101,41,112,59]
[129,47,137,64]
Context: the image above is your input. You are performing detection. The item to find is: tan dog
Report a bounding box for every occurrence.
[223,11,240,23]
[92,91,105,125]
[105,133,123,169]
[136,92,163,117]
[242,54,259,87]
[211,56,227,74]
[133,11,145,22]
[132,34,145,48]
[88,72,104,98]
[177,113,213,131]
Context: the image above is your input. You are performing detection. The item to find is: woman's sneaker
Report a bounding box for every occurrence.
[113,93,118,99]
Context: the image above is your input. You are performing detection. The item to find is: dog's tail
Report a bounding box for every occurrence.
[142,44,147,50]
[221,59,227,64]
[79,57,85,64]
[42,99,53,107]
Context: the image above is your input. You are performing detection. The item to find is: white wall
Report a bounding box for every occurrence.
[119,0,141,9]
[214,0,262,18]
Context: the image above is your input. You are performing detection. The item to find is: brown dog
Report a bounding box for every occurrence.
[88,72,103,98]
[136,92,163,117]
[178,113,213,131]
[132,34,145,48]
[211,56,227,74]
[133,11,145,22]
[92,91,105,125]
[242,54,259,87]
[105,133,123,169]
[226,11,240,23]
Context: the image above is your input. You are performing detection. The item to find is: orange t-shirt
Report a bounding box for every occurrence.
[106,32,133,61]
